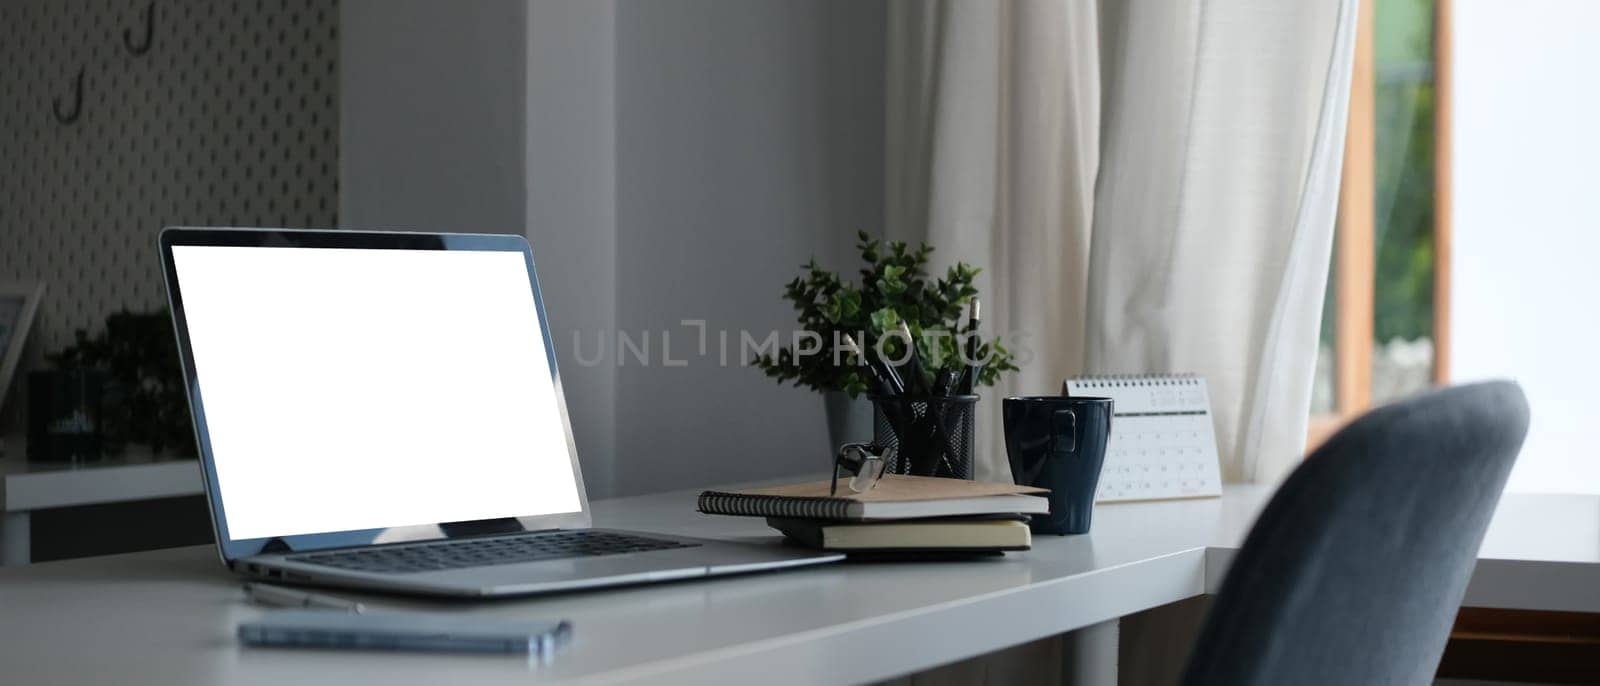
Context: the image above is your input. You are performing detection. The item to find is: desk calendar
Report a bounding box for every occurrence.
[1064,375,1223,502]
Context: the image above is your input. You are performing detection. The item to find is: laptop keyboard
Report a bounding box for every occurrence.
[287,531,700,574]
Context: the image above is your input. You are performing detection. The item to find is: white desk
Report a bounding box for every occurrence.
[0,484,1596,685]
[0,445,204,565]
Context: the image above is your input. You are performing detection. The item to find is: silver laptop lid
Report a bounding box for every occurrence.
[159,228,592,563]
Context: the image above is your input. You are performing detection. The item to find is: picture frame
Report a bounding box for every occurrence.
[0,282,46,416]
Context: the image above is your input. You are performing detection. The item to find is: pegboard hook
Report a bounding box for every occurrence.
[52,67,84,125]
[124,1,155,56]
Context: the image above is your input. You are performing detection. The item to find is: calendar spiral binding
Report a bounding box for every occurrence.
[1065,373,1202,389]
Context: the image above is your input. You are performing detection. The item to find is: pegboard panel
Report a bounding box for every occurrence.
[0,0,339,356]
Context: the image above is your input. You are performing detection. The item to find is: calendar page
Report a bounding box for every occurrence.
[1064,376,1223,502]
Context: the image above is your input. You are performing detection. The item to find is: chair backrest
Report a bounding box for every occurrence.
[1181,381,1529,686]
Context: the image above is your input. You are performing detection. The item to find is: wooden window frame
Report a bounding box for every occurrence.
[1309,0,1452,449]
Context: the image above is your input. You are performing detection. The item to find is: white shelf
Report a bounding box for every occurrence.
[1,437,203,512]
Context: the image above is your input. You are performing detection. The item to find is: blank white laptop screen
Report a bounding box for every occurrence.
[171,245,583,540]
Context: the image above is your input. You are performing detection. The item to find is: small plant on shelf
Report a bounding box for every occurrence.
[47,308,194,457]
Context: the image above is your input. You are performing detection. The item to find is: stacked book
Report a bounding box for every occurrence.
[698,474,1048,556]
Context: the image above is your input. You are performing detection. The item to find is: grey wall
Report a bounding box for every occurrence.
[524,1,620,496]
[610,0,885,495]
[340,0,527,234]
[342,0,886,498]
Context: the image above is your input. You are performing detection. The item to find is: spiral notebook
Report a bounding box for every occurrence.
[697,474,1048,522]
[1064,375,1223,502]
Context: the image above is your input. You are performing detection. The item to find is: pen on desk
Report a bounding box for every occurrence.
[244,582,366,614]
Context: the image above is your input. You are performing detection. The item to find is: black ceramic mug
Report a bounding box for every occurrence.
[1003,396,1113,535]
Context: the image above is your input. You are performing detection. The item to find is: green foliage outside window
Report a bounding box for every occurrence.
[1320,0,1437,350]
[1373,0,1436,343]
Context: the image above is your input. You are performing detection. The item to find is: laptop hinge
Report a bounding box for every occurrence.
[439,517,527,538]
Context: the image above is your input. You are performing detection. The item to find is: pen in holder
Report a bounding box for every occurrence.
[871,394,978,480]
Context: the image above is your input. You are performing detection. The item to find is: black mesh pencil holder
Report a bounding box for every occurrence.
[871,394,979,480]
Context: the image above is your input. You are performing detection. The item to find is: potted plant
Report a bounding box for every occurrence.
[31,308,195,461]
[754,232,1017,454]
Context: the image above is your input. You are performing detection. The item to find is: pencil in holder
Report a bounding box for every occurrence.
[871,395,978,480]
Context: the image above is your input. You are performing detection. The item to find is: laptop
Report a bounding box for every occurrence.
[159,227,841,597]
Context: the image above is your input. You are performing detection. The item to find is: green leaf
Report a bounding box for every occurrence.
[837,289,861,320]
[868,307,901,335]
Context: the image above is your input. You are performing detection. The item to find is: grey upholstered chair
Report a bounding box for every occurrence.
[1181,381,1529,686]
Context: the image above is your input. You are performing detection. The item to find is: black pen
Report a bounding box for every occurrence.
[896,322,928,396]
[842,333,892,395]
[845,332,922,468]
[844,332,908,418]
[843,332,900,395]
[868,336,907,397]
[901,322,966,474]
[956,299,981,394]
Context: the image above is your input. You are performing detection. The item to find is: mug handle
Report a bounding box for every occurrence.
[1050,408,1077,456]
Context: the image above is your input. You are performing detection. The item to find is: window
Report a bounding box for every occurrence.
[1310,0,1449,447]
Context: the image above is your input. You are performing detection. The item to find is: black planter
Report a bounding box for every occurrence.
[871,394,979,479]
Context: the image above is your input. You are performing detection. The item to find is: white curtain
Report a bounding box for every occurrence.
[887,0,1358,485]
[886,0,1099,484]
